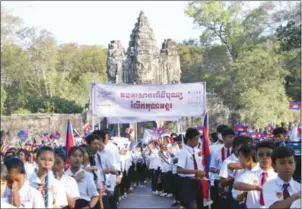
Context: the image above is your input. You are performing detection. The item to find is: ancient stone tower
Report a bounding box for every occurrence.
[106,11,181,85]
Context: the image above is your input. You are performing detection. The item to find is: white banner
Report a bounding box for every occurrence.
[91,82,206,117]
[107,116,179,124]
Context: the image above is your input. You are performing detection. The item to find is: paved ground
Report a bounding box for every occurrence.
[119,182,174,208]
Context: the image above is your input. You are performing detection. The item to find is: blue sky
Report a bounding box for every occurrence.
[2,1,262,48]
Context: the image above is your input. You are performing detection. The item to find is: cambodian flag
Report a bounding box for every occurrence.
[65,119,75,155]
[202,114,211,206]
[234,124,248,135]
[289,102,301,110]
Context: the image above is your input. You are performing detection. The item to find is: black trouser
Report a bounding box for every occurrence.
[120,170,127,196]
[128,164,135,186]
[109,193,117,209]
[151,169,156,191]
[210,180,220,209]
[172,174,181,202]
[124,169,131,192]
[162,171,173,194]
[73,199,101,209]
[219,185,239,209]
[180,177,205,209]
[156,169,163,192]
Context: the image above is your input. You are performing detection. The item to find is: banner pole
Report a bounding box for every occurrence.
[135,123,138,142]
[90,81,95,131]
[118,123,120,137]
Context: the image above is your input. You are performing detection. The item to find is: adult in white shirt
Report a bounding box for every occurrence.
[3,158,45,208]
[263,146,301,209]
[177,128,205,209]
[219,134,252,209]
[233,141,277,208]
[53,148,80,209]
[65,146,99,209]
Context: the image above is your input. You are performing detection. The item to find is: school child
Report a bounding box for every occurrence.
[233,141,277,208]
[29,146,68,208]
[219,135,252,209]
[177,128,205,209]
[53,148,80,209]
[232,145,259,208]
[263,146,301,209]
[17,148,36,179]
[1,163,16,208]
[3,158,45,208]
[65,146,100,209]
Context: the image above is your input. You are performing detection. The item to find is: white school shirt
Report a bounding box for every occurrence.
[24,162,36,180]
[82,163,102,190]
[209,142,224,185]
[96,149,116,191]
[177,145,204,178]
[125,151,132,172]
[29,171,68,208]
[263,176,301,209]
[2,182,45,208]
[105,141,121,172]
[148,150,161,170]
[159,151,171,173]
[1,199,16,208]
[65,168,99,202]
[219,153,242,179]
[58,173,81,200]
[232,164,277,208]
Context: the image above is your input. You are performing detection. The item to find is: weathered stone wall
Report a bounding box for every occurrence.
[1,114,84,146]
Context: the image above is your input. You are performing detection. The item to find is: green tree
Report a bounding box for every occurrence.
[276,21,301,101]
[177,43,202,83]
[185,1,276,60]
[219,41,294,126]
[1,86,7,114]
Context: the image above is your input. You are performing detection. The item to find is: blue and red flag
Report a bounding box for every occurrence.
[64,120,75,171]
[289,102,301,110]
[234,124,249,135]
[202,114,211,205]
[65,119,75,154]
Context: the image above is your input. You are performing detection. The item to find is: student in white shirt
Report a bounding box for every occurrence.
[177,128,205,209]
[65,146,100,209]
[53,148,80,209]
[1,163,16,208]
[3,158,45,208]
[17,149,36,180]
[232,145,260,208]
[219,134,252,209]
[233,141,277,208]
[210,126,232,201]
[263,146,301,209]
[94,129,121,208]
[29,146,68,208]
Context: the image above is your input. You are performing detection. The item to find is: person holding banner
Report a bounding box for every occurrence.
[177,128,206,209]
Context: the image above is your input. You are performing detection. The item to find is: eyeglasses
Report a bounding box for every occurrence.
[258,152,272,158]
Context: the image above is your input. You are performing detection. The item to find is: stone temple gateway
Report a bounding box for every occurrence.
[106,11,181,85]
[105,11,232,135]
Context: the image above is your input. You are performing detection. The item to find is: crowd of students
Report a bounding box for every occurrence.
[144,125,301,209]
[0,124,301,209]
[0,129,152,209]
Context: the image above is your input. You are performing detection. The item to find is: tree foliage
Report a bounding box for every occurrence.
[1,7,107,115]
[182,0,299,127]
